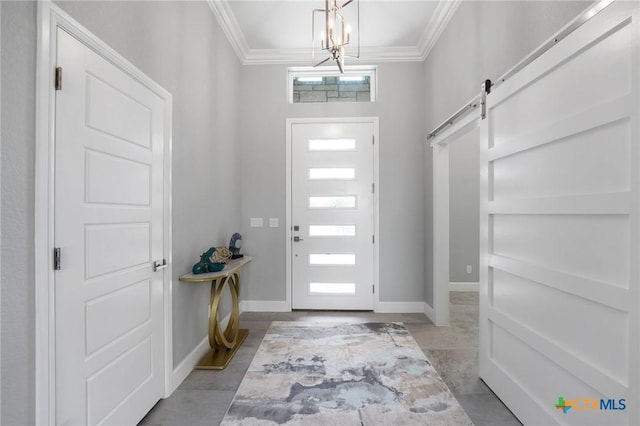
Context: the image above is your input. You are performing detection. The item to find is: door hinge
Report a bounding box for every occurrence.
[372,135,375,145]
[372,234,375,244]
[372,183,375,194]
[55,67,62,91]
[373,285,375,294]
[54,248,61,270]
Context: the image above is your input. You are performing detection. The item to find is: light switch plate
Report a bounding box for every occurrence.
[250,217,263,227]
[269,218,279,228]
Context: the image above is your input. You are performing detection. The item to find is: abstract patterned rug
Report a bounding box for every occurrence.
[221,322,473,425]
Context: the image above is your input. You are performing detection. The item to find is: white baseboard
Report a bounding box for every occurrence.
[424,302,436,323]
[171,336,209,393]
[171,300,291,392]
[240,300,291,313]
[375,301,426,314]
[170,311,232,393]
[449,282,479,292]
[240,300,434,314]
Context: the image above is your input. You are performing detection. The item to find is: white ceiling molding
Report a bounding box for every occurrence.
[243,46,426,65]
[206,0,250,62]
[417,0,462,61]
[208,0,460,66]
[243,48,310,66]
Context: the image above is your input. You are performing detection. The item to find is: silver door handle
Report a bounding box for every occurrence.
[293,236,304,242]
[153,259,168,271]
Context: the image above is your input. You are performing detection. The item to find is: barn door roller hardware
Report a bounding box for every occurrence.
[480,79,492,120]
[426,94,480,141]
[426,0,613,140]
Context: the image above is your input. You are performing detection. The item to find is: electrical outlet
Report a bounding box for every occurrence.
[250,217,263,227]
[466,265,472,274]
[269,218,279,228]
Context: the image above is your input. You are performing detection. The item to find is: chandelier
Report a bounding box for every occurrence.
[312,0,360,73]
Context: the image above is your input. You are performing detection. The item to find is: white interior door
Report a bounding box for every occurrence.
[480,2,639,425]
[54,28,166,425]
[290,120,376,310]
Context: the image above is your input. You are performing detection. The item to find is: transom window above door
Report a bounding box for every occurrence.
[288,66,376,104]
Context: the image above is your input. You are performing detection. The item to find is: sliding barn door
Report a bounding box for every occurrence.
[479,2,639,425]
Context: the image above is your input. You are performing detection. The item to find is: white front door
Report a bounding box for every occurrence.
[290,119,376,310]
[54,29,166,425]
[480,2,639,425]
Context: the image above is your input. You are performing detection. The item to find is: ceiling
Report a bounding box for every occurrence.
[207,0,461,65]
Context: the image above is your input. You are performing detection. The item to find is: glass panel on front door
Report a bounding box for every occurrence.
[308,225,356,237]
[308,138,356,151]
[308,196,357,209]
[309,168,356,180]
[309,282,356,295]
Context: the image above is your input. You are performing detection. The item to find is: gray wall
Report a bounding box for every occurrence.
[422,0,589,306]
[239,63,426,304]
[449,127,480,282]
[1,2,241,423]
[1,2,36,423]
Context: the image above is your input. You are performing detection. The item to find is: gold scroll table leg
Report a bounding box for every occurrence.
[197,271,248,370]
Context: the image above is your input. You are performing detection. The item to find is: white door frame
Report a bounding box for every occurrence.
[429,110,480,326]
[34,2,173,423]
[286,117,380,311]
[0,4,3,421]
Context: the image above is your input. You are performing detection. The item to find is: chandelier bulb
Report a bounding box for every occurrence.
[311,0,358,73]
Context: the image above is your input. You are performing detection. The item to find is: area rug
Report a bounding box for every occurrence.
[221,322,473,425]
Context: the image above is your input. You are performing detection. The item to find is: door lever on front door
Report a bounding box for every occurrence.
[293,236,304,242]
[153,259,168,271]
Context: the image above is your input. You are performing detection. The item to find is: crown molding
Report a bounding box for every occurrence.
[206,0,250,61]
[244,48,310,66]
[208,0,460,66]
[360,46,425,63]
[417,0,462,60]
[243,46,425,66]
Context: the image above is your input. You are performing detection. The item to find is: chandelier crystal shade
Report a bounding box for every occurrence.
[312,0,360,73]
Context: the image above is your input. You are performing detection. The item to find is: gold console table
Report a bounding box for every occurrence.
[179,256,251,370]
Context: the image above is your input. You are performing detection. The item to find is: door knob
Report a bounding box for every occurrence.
[293,236,304,242]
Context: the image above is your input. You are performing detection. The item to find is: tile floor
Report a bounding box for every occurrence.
[140,292,521,425]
